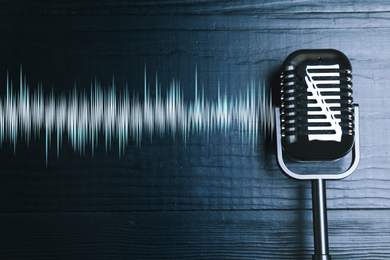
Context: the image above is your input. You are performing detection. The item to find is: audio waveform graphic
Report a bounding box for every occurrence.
[0,68,274,164]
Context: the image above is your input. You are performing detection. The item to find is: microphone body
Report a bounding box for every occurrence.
[280,49,354,161]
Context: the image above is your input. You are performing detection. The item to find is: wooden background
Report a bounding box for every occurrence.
[0,1,388,259]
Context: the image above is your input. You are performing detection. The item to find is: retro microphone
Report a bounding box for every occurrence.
[275,49,360,259]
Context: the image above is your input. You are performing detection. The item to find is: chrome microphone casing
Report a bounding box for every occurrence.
[280,49,354,161]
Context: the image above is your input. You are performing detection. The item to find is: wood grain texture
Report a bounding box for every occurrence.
[3,0,390,16]
[1,210,389,260]
[0,0,389,259]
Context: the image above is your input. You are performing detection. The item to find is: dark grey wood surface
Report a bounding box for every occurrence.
[0,1,388,259]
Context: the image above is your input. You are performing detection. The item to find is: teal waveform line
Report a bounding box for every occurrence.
[0,68,274,164]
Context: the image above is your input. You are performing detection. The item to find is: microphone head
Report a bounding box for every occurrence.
[280,49,354,161]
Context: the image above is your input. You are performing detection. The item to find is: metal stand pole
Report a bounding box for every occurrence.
[311,179,332,260]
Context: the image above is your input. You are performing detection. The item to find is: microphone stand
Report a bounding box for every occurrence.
[312,178,330,260]
[275,106,360,259]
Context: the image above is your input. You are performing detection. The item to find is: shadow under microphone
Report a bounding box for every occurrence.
[275,49,360,260]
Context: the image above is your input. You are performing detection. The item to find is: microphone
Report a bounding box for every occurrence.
[275,49,360,259]
[280,49,354,161]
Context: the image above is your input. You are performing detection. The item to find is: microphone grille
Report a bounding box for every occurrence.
[280,49,355,161]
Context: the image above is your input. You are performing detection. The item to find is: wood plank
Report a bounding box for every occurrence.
[0,210,389,259]
[2,14,390,33]
[2,0,390,16]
